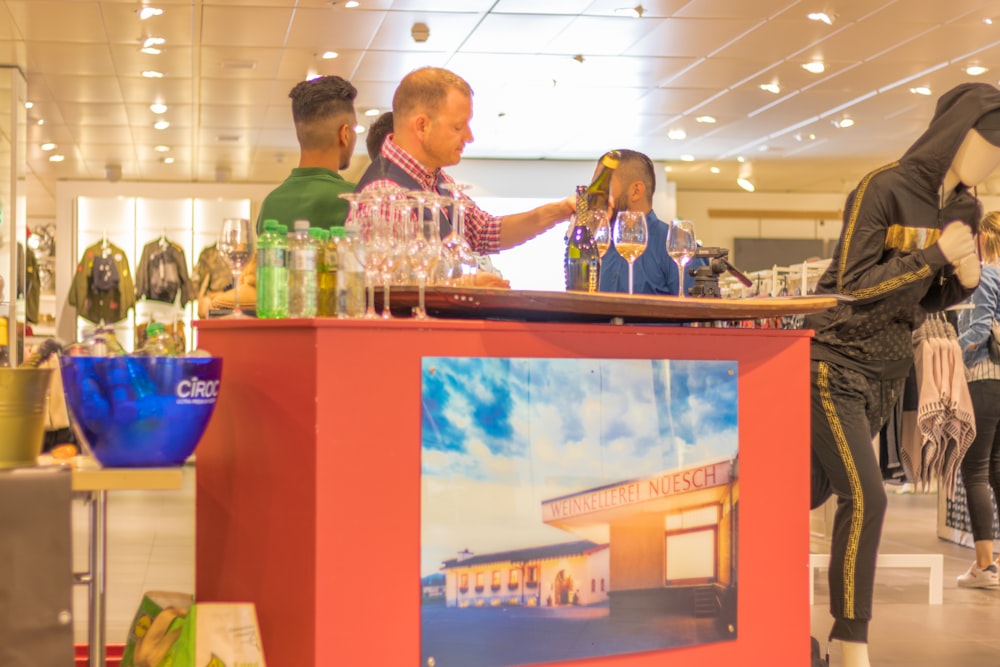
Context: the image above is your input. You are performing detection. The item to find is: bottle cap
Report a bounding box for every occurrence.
[330,226,346,239]
[294,219,310,231]
[277,224,288,235]
[263,219,279,231]
[309,227,326,240]
[146,322,166,336]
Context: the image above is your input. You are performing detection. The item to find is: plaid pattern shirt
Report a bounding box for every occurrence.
[358,135,502,255]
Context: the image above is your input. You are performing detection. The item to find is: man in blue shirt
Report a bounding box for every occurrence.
[597,149,706,296]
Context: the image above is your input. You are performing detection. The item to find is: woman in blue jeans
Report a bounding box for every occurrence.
[957,210,1000,587]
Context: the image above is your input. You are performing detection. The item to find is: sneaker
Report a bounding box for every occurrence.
[957,563,999,588]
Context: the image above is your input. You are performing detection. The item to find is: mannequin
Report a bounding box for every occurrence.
[804,83,1000,667]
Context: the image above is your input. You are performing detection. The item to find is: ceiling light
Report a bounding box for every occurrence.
[41,142,55,151]
[909,86,932,96]
[807,12,834,25]
[737,162,755,192]
[984,17,994,25]
[966,65,988,76]
[679,154,695,162]
[36,119,44,125]
[321,51,338,60]
[150,103,168,114]
[802,61,826,74]
[364,108,380,117]
[154,120,170,130]
[663,165,672,173]
[48,154,64,162]
[24,101,32,109]
[695,115,716,124]
[345,0,359,7]
[832,117,854,129]
[142,70,164,78]
[154,145,170,152]
[142,37,165,49]
[138,7,163,20]
[667,128,687,140]
[141,47,162,55]
[710,166,720,174]
[614,4,644,18]
[760,83,781,94]
[354,124,365,133]
[162,156,174,164]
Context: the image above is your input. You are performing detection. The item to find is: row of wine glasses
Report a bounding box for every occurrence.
[605,213,698,297]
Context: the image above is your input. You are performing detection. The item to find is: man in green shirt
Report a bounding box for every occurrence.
[257,75,359,233]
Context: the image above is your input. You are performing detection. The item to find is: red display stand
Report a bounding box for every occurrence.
[194,318,812,666]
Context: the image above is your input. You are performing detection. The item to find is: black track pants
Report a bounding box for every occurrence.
[810,360,902,643]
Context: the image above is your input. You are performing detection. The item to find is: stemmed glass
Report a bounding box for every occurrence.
[612,210,648,295]
[590,209,612,262]
[217,217,255,318]
[338,192,379,319]
[439,182,479,285]
[666,219,698,298]
[407,191,442,319]
[377,188,408,319]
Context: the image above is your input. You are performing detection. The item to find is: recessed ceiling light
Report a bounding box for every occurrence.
[364,108,380,117]
[802,61,826,74]
[141,47,162,55]
[667,128,687,140]
[910,86,932,96]
[154,145,170,152]
[154,120,170,130]
[354,124,365,133]
[695,115,716,124]
[984,17,994,25]
[142,37,165,49]
[345,0,360,7]
[832,117,854,129]
[321,51,338,60]
[663,165,672,173]
[24,101,32,109]
[138,7,163,20]
[760,83,781,94]
[807,12,834,25]
[142,70,164,78]
[41,142,55,151]
[966,65,988,76]
[710,166,721,174]
[162,156,175,164]
[679,154,695,162]
[48,154,64,162]
[36,119,44,125]
[150,103,168,114]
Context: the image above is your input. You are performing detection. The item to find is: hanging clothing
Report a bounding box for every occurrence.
[192,243,233,295]
[25,245,39,324]
[68,241,136,324]
[904,316,976,497]
[135,238,195,306]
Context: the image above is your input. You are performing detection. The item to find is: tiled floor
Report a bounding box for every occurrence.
[79,467,1000,664]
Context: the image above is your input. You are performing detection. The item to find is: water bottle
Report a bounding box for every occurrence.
[334,225,365,318]
[141,322,179,356]
[287,219,318,318]
[315,228,338,316]
[257,219,289,319]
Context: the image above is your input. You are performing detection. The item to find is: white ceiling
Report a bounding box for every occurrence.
[4,0,1000,220]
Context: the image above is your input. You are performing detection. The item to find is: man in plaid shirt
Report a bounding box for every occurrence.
[356,67,574,285]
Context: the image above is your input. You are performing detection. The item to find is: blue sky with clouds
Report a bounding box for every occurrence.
[420,357,738,576]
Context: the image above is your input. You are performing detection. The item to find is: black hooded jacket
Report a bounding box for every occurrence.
[806,83,1000,380]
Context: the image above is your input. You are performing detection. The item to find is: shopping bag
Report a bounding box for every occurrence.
[121,591,267,667]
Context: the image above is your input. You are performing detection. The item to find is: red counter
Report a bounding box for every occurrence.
[194,318,812,666]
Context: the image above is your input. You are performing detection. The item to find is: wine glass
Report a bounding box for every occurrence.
[338,192,379,318]
[666,219,698,298]
[612,210,648,295]
[407,191,442,319]
[217,217,255,318]
[591,209,612,259]
[439,182,479,285]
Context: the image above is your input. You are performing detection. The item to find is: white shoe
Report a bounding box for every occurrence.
[957,563,999,588]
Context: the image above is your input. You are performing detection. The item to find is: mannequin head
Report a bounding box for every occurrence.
[943,109,1000,193]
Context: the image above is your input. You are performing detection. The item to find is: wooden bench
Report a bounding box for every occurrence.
[809,553,943,605]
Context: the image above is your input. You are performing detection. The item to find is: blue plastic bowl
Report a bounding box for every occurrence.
[60,355,223,467]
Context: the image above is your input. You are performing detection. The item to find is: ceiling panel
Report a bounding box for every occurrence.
[201,5,295,48]
[285,7,388,51]
[5,1,107,44]
[625,17,764,58]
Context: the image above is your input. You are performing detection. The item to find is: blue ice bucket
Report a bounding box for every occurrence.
[60,355,223,467]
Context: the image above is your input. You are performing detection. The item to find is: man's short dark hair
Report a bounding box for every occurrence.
[615,148,656,198]
[366,111,393,161]
[288,75,357,150]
